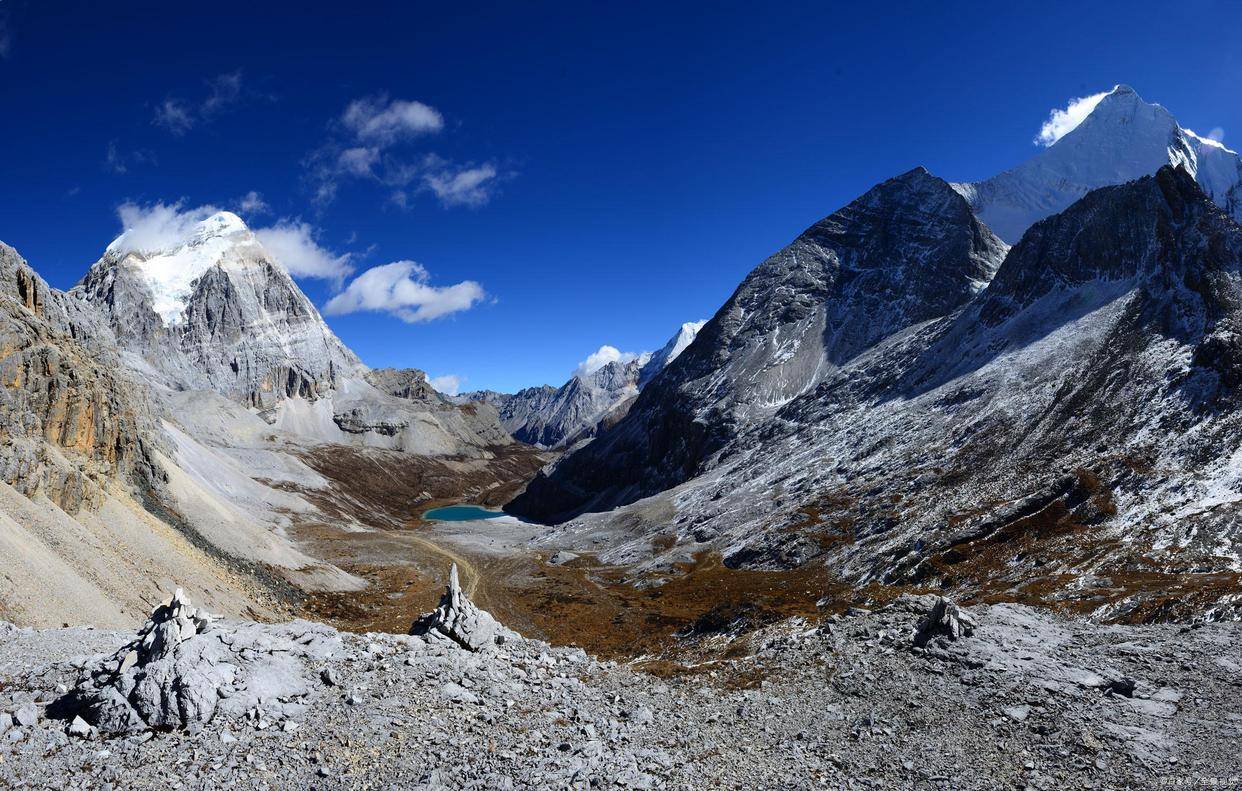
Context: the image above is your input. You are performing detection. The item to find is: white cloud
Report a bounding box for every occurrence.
[424,163,500,208]
[429,374,462,396]
[342,96,443,145]
[201,71,243,116]
[323,261,485,323]
[237,190,270,216]
[111,201,219,253]
[1208,127,1226,143]
[253,221,355,283]
[1034,89,1111,147]
[109,201,353,284]
[154,98,195,135]
[308,97,510,210]
[337,146,380,177]
[574,345,640,379]
[389,190,411,210]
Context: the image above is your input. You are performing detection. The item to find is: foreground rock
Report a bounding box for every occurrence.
[410,564,517,651]
[0,598,1234,788]
[73,590,339,734]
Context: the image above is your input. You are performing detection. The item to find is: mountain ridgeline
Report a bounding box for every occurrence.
[954,85,1242,243]
[455,320,707,449]
[510,163,1242,620]
[509,167,1009,520]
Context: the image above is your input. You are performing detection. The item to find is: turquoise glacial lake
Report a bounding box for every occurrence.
[423,505,508,522]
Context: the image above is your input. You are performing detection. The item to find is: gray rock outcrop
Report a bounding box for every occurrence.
[76,589,339,734]
[913,596,976,647]
[0,242,162,513]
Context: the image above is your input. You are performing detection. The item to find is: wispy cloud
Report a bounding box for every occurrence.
[104,140,157,174]
[323,261,485,323]
[111,201,220,252]
[253,221,354,284]
[202,71,243,116]
[1034,89,1111,147]
[574,345,641,379]
[109,200,354,283]
[337,146,380,177]
[153,99,195,135]
[429,374,462,396]
[341,96,443,145]
[153,70,249,136]
[0,6,13,59]
[236,190,271,216]
[424,162,500,208]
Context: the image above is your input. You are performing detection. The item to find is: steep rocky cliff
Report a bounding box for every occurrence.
[518,167,1242,621]
[0,242,279,627]
[0,242,157,513]
[510,167,1008,519]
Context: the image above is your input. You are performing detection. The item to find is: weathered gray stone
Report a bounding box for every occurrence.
[14,703,38,728]
[75,589,339,735]
[411,564,515,652]
[913,597,976,647]
[67,716,92,738]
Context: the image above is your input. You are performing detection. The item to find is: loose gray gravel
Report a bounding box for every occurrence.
[0,596,1239,790]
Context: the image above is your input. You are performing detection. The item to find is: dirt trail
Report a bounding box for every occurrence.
[401,532,485,598]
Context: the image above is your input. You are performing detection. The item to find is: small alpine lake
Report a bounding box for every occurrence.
[422,504,508,522]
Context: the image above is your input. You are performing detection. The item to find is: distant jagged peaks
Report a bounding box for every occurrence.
[956,84,1242,243]
[458,319,710,449]
[639,320,706,387]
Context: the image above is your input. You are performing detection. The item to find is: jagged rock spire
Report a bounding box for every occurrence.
[411,563,513,651]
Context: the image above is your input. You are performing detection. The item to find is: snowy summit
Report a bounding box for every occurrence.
[105,210,264,325]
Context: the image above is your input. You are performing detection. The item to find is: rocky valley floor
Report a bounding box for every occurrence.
[0,588,1239,790]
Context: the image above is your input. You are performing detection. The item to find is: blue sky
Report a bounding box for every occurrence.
[2,1,1240,393]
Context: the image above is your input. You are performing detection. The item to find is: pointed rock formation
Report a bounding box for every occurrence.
[913,597,976,647]
[74,211,363,407]
[411,564,514,651]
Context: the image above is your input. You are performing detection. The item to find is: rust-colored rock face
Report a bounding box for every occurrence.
[0,243,154,512]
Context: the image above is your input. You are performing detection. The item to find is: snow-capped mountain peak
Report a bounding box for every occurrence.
[104,210,265,326]
[956,85,1242,243]
[77,208,366,406]
[638,320,706,387]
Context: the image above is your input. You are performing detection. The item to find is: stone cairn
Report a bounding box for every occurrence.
[411,564,514,652]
